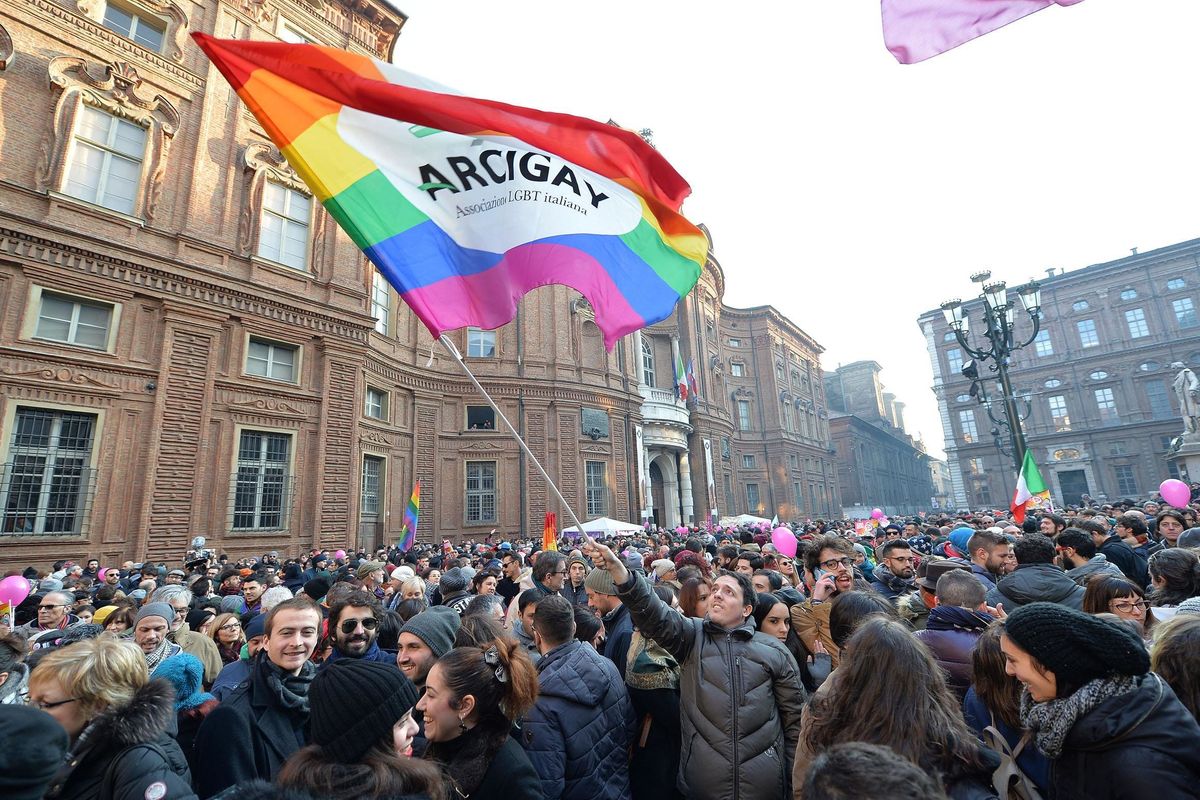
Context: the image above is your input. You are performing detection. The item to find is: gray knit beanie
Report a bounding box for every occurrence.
[439,567,469,594]
[584,567,617,596]
[135,602,175,626]
[400,606,461,658]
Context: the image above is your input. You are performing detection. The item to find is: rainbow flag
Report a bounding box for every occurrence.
[193,35,706,350]
[398,480,420,551]
[543,512,557,552]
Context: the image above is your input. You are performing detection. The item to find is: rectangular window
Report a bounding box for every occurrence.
[466,405,495,430]
[728,338,741,348]
[640,338,656,386]
[1033,330,1053,357]
[64,106,146,216]
[245,338,297,383]
[780,399,793,432]
[958,409,978,443]
[730,362,745,377]
[101,2,165,52]
[278,20,316,43]
[736,400,752,431]
[1,408,96,535]
[967,457,984,476]
[364,387,387,420]
[465,461,496,523]
[1108,441,1127,456]
[1168,460,1183,480]
[1114,465,1138,496]
[1048,395,1071,432]
[946,348,963,375]
[1144,379,1172,420]
[360,456,382,519]
[467,328,496,357]
[370,272,390,335]
[232,430,290,530]
[34,292,113,350]
[585,461,608,517]
[741,454,755,468]
[1173,298,1198,329]
[258,181,311,270]
[793,481,804,511]
[1094,388,1119,426]
[1160,435,1175,452]
[1077,319,1099,348]
[746,483,760,513]
[1124,308,1149,339]
[724,474,734,513]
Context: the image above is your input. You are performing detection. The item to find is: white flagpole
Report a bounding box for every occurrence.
[438,334,594,544]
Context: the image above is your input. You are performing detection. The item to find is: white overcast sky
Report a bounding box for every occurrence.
[391,2,1200,459]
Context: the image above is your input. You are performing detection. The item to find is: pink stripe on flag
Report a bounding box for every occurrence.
[881,0,1084,64]
[400,243,645,350]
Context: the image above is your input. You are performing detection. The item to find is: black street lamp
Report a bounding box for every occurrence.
[941,271,1042,470]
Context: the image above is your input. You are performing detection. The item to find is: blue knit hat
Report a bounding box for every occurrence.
[152,653,215,711]
[948,527,974,554]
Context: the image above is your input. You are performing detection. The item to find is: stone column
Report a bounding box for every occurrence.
[679,448,694,525]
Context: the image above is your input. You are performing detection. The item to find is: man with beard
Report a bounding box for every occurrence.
[396,606,461,757]
[149,585,222,684]
[320,590,393,669]
[791,535,857,668]
[962,530,1013,591]
[868,540,917,600]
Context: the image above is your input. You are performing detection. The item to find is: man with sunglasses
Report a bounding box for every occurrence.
[321,590,395,670]
[16,590,79,648]
[868,540,918,601]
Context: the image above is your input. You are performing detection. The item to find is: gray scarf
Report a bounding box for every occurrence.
[1019,674,1138,758]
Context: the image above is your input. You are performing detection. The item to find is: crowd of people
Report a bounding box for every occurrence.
[3,494,1200,799]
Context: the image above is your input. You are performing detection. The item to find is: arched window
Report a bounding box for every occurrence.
[641,337,656,387]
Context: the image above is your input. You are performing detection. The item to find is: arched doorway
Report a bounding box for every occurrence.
[649,460,665,528]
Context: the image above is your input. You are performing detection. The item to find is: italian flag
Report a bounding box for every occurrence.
[1011,450,1052,524]
[675,353,689,401]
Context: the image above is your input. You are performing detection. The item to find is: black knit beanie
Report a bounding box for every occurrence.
[0,705,69,800]
[1004,602,1149,691]
[309,660,419,762]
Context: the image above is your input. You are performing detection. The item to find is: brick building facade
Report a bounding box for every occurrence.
[918,238,1200,510]
[0,1,836,568]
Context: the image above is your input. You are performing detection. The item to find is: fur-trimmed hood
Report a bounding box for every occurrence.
[84,677,178,747]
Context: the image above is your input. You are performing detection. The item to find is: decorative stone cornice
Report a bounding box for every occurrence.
[75,0,189,62]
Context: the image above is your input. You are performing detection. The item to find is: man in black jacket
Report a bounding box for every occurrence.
[193,597,321,798]
[1080,518,1148,586]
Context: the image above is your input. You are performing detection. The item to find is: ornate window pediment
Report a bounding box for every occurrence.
[38,57,179,221]
[239,142,313,260]
[78,0,189,63]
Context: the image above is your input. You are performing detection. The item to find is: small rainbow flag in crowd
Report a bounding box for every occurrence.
[543,512,557,552]
[193,35,705,350]
[398,480,420,551]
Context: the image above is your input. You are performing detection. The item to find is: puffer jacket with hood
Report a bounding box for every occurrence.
[616,572,805,800]
[523,639,636,800]
[1050,673,1200,800]
[43,678,196,800]
[985,563,1084,610]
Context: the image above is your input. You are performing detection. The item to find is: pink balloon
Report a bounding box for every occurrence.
[334,549,346,561]
[871,508,883,519]
[1160,479,1191,508]
[675,526,688,535]
[0,575,30,607]
[771,526,798,558]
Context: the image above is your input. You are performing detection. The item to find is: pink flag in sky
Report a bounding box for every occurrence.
[882,0,1085,64]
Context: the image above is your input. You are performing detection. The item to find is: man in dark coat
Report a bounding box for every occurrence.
[584,567,634,679]
[587,539,804,800]
[1082,518,1148,587]
[985,533,1084,611]
[913,566,993,700]
[868,540,917,600]
[193,597,320,797]
[523,595,636,800]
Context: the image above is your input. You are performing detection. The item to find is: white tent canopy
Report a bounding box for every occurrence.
[718,514,772,527]
[561,516,645,536]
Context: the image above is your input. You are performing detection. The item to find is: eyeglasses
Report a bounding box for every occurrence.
[339,617,379,634]
[170,606,188,616]
[1110,600,1147,613]
[32,697,78,710]
[219,622,242,632]
[886,556,915,564]
[819,557,853,571]
[38,604,68,611]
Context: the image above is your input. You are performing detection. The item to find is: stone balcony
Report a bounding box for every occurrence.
[640,387,692,449]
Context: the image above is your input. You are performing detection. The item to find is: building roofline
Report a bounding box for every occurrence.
[720,303,825,354]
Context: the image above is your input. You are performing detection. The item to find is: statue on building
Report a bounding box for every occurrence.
[1172,363,1200,435]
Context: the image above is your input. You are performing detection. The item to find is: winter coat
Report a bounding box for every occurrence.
[616,573,805,800]
[968,562,997,591]
[561,580,590,608]
[523,640,636,800]
[1097,536,1148,587]
[601,603,634,679]
[170,623,223,684]
[790,598,840,667]
[192,654,310,798]
[986,563,1084,610]
[1050,673,1200,800]
[427,731,543,800]
[1065,554,1125,587]
[913,606,993,700]
[210,657,252,701]
[17,614,80,648]
[962,687,1050,796]
[0,660,28,704]
[44,679,196,800]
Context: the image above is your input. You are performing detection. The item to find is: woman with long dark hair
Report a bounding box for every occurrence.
[277,659,443,800]
[1082,574,1153,638]
[792,617,996,798]
[1148,548,1200,608]
[1150,614,1200,723]
[677,576,711,619]
[417,639,542,799]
